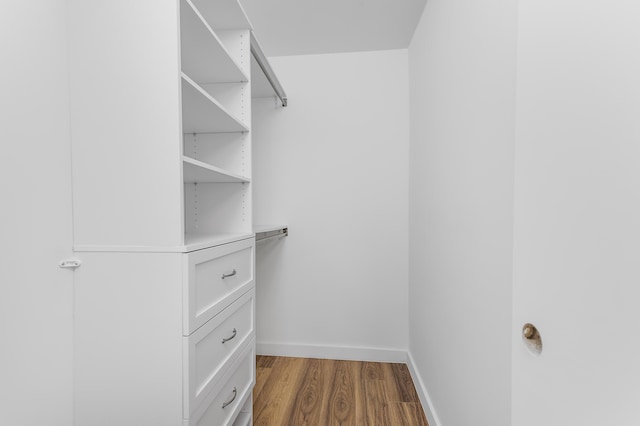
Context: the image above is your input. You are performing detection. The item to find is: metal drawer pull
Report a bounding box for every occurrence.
[221,269,237,279]
[221,328,237,344]
[222,387,237,409]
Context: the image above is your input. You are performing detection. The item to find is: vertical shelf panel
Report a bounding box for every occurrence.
[69,0,184,250]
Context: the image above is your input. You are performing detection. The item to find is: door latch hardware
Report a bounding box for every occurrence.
[59,259,82,269]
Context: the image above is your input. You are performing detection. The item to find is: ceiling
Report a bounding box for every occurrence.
[240,0,428,57]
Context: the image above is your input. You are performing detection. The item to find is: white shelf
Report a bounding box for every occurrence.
[190,0,252,31]
[180,0,248,84]
[181,73,249,133]
[183,156,250,183]
[75,227,256,255]
[183,232,254,253]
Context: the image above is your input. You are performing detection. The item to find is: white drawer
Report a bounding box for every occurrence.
[187,340,255,426]
[183,289,255,416]
[183,238,254,334]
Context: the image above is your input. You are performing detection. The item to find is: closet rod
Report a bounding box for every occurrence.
[255,227,288,242]
[250,32,288,107]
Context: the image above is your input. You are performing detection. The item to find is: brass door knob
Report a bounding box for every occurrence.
[522,323,542,355]
[523,325,535,339]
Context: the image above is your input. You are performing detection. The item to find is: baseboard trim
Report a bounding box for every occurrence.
[406,351,442,426]
[256,341,407,363]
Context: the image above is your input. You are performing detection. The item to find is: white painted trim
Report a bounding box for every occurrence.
[256,342,407,363]
[406,351,442,426]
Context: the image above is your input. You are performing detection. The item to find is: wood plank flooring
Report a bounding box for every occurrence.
[253,356,429,426]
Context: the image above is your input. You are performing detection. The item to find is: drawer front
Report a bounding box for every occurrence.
[184,238,254,334]
[188,340,255,426]
[184,289,255,416]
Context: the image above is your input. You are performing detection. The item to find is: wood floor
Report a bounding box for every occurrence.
[253,356,429,426]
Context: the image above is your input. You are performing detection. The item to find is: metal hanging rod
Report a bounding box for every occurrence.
[255,225,289,243]
[250,32,288,107]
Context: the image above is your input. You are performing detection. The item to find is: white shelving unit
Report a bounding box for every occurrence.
[70,0,255,252]
[67,0,285,424]
[179,0,253,248]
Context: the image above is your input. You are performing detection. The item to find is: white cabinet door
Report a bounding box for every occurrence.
[513,1,640,424]
[0,1,74,424]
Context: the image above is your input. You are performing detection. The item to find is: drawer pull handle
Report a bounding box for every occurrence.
[221,269,237,279]
[221,328,237,344]
[222,387,237,409]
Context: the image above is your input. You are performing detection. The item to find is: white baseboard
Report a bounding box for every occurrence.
[406,351,442,426]
[256,341,407,363]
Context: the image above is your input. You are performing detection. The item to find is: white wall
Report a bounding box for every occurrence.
[0,2,74,425]
[512,1,640,424]
[407,0,516,424]
[252,50,410,361]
